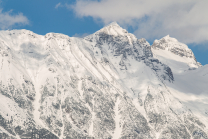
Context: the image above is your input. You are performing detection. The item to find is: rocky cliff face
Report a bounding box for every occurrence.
[0,23,207,139]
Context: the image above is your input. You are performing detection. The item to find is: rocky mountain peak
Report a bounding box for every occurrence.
[162,35,178,42]
[96,22,130,37]
[84,22,138,48]
[105,21,120,27]
[152,35,196,59]
[151,35,202,71]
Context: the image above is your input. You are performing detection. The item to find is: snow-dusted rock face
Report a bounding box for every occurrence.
[152,35,195,59]
[85,22,174,82]
[151,35,201,72]
[0,23,208,139]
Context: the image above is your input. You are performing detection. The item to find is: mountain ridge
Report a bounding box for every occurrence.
[0,23,207,139]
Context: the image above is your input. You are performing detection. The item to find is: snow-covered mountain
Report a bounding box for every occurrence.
[152,35,201,72]
[0,22,207,139]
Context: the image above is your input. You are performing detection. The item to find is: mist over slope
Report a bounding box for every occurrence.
[0,22,207,139]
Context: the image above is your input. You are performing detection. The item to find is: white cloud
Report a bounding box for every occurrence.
[73,33,89,38]
[71,0,208,44]
[0,9,29,29]
[55,3,62,9]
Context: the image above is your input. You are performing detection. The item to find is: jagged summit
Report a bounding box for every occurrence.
[163,35,186,45]
[152,35,195,58]
[162,35,180,43]
[151,35,201,72]
[84,22,139,47]
[95,22,129,36]
[104,21,120,27]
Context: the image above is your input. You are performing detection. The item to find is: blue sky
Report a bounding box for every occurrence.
[0,0,102,36]
[0,0,207,65]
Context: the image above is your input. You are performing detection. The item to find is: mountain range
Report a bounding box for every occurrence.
[0,22,208,139]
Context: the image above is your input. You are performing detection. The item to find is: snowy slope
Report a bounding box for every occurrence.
[0,23,207,139]
[151,35,208,136]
